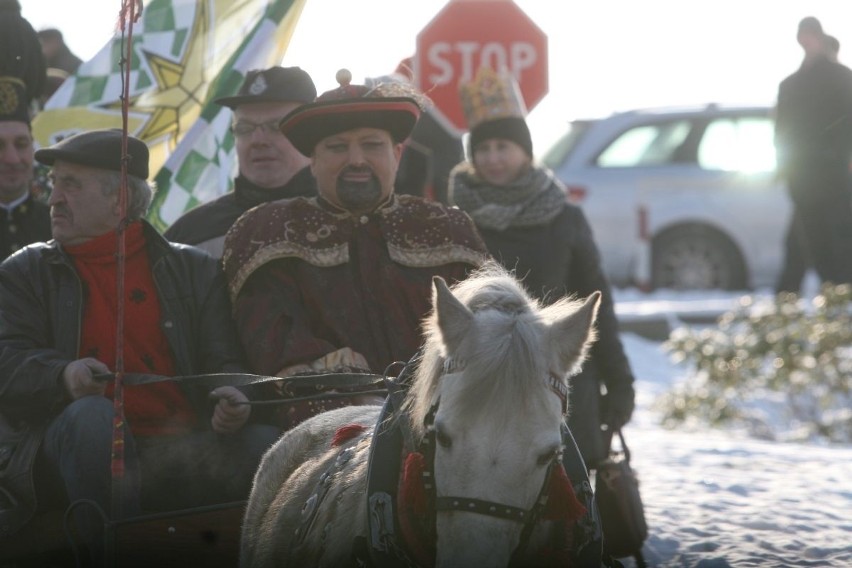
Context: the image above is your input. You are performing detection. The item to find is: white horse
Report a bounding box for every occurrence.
[240,264,602,568]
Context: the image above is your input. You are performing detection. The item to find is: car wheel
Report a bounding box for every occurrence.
[651,226,747,290]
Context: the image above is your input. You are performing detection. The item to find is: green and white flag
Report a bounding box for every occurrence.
[32,0,308,231]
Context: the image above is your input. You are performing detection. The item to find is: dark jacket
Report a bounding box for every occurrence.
[449,160,635,466]
[0,195,51,262]
[476,204,635,465]
[775,55,852,185]
[0,222,246,535]
[164,168,316,258]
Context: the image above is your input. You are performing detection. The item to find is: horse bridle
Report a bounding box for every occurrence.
[416,357,570,559]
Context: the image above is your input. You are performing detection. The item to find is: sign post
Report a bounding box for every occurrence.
[414,0,548,134]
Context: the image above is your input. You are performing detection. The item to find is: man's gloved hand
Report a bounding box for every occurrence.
[62,357,110,400]
[210,386,251,434]
[600,382,636,431]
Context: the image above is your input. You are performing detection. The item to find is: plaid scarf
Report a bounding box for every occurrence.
[448,162,566,231]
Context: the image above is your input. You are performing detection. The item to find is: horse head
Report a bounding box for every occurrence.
[404,263,601,567]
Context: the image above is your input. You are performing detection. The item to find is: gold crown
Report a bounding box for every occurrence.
[458,67,527,131]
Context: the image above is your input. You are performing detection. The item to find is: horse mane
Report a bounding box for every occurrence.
[405,262,591,439]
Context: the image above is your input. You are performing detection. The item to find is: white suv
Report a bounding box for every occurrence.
[543,104,788,291]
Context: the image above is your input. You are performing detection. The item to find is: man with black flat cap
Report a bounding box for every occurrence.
[0,129,277,564]
[222,71,486,430]
[165,66,317,258]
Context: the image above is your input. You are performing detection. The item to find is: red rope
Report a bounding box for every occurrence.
[111,0,143,521]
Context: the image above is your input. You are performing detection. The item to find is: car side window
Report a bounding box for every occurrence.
[596,120,691,167]
[697,117,776,172]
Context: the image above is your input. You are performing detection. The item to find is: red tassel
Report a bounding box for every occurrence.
[400,452,428,515]
[542,465,587,523]
[331,423,367,447]
[398,452,435,566]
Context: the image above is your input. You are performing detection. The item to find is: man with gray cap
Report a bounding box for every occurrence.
[0,129,277,564]
[165,66,317,258]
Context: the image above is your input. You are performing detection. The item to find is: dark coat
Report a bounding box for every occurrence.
[0,222,245,536]
[164,168,316,258]
[0,195,51,262]
[775,55,852,285]
[475,203,635,466]
[775,55,852,182]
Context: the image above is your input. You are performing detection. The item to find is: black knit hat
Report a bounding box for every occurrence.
[215,66,317,109]
[0,0,46,125]
[469,116,533,158]
[279,69,422,156]
[35,129,150,179]
[797,16,823,37]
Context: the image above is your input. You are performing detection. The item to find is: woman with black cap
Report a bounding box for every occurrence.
[448,67,636,470]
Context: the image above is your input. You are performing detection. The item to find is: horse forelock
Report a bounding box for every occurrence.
[452,308,552,421]
[406,267,557,437]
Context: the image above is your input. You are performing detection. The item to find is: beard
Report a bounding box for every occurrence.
[335,171,384,213]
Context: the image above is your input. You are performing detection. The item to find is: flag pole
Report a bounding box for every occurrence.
[110,0,143,526]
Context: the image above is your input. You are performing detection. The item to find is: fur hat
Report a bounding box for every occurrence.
[215,66,317,109]
[459,67,532,157]
[0,0,46,124]
[35,129,150,179]
[279,69,423,156]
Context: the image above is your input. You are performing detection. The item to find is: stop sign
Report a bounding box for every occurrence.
[414,0,548,134]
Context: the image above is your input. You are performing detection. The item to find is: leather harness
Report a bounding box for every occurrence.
[359,357,604,567]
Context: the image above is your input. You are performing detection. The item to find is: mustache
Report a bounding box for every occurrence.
[341,165,374,175]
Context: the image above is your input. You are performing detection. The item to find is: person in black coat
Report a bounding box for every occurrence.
[0,0,51,261]
[449,67,636,467]
[775,18,852,289]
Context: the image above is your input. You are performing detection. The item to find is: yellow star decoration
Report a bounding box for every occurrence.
[134,0,211,147]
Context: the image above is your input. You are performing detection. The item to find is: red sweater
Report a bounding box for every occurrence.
[67,222,197,436]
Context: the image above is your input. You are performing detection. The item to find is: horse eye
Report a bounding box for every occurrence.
[537,448,561,467]
[435,428,453,449]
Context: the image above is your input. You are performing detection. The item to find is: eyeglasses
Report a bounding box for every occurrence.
[231,119,283,137]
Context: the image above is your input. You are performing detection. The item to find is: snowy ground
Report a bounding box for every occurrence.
[612,284,852,568]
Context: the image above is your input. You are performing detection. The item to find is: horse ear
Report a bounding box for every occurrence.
[548,291,601,373]
[433,276,474,349]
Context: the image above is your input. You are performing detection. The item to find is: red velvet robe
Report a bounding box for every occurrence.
[223,194,486,376]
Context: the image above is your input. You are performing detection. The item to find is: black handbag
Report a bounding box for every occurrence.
[595,429,648,567]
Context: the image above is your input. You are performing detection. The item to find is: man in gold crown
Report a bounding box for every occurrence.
[448,67,636,469]
[0,0,51,261]
[222,71,486,429]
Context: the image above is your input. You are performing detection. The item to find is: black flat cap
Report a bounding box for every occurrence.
[35,129,149,178]
[215,66,317,109]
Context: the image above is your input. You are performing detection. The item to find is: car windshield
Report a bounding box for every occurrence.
[541,120,594,169]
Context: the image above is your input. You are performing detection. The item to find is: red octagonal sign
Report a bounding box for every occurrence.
[414,0,548,134]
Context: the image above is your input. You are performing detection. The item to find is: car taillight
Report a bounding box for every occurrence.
[565,185,587,203]
[637,205,649,240]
